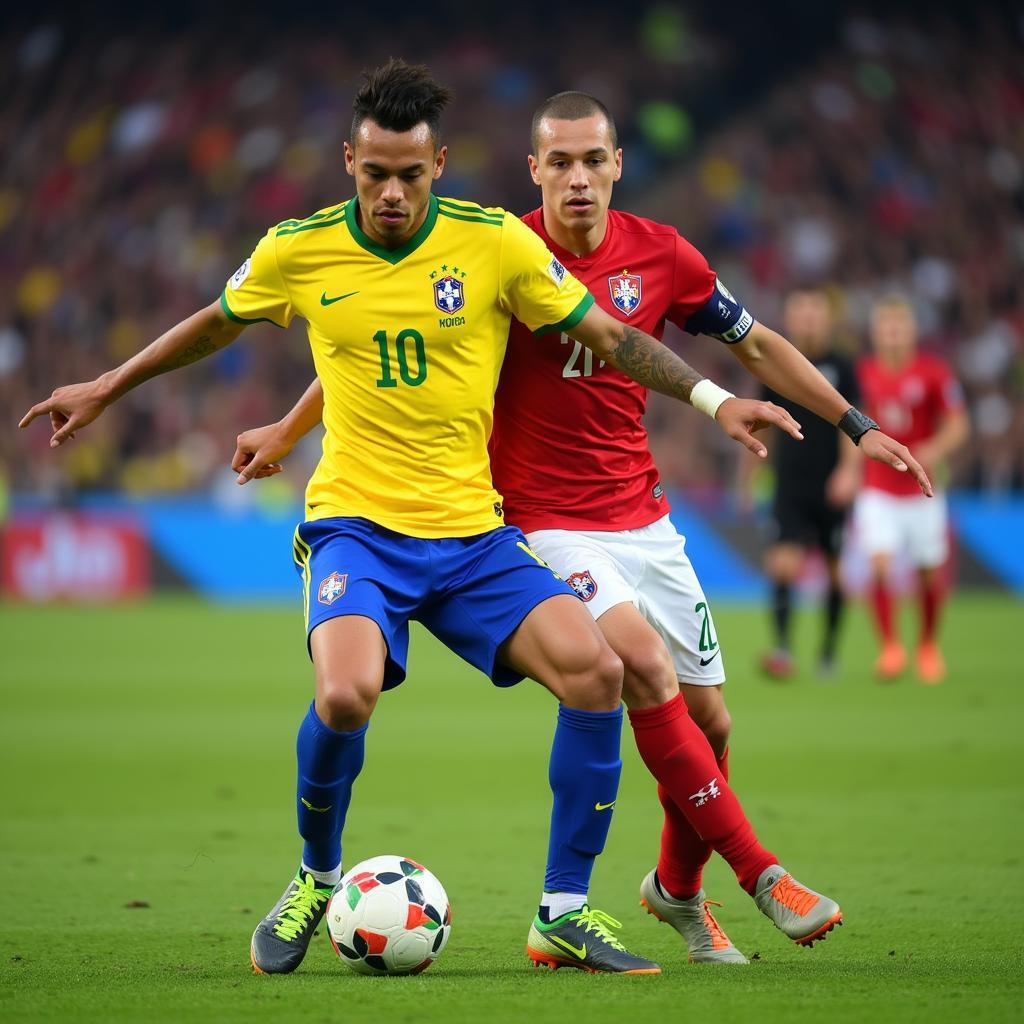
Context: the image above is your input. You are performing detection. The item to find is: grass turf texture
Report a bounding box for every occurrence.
[2,594,1022,1023]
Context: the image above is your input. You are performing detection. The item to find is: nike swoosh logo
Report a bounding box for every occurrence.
[594,801,616,811]
[549,935,587,959]
[301,798,332,813]
[320,290,359,306]
[700,650,721,667]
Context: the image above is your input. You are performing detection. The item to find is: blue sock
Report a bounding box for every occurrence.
[295,701,367,873]
[543,704,623,894]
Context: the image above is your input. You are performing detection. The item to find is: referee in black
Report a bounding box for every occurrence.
[759,289,861,678]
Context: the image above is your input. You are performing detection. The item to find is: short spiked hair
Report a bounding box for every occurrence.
[351,59,454,149]
[531,91,618,152]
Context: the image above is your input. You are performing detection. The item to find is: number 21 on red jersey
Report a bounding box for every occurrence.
[560,333,606,378]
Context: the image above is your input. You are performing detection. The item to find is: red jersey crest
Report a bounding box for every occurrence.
[566,570,598,602]
[608,272,642,316]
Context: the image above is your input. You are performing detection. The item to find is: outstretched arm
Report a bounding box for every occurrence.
[19,299,244,447]
[729,322,853,425]
[567,304,805,459]
[232,377,325,484]
[728,322,933,496]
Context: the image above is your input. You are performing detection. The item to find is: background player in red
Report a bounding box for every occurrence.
[753,289,861,679]
[233,93,931,965]
[855,296,969,683]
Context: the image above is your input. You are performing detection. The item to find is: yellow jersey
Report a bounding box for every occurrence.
[221,194,593,537]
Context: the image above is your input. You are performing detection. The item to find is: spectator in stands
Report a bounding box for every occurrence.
[2,11,1021,498]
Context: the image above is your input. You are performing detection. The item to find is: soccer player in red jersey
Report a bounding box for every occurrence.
[234,93,931,964]
[855,296,969,683]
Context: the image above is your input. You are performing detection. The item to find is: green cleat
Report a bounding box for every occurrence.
[639,869,748,964]
[526,905,661,974]
[753,865,843,947]
[250,869,333,974]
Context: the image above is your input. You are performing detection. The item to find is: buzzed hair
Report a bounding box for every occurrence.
[352,58,454,149]
[531,91,618,152]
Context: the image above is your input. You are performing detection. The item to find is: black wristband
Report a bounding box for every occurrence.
[837,407,879,445]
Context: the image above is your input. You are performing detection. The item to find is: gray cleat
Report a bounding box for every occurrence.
[250,869,332,974]
[639,869,748,964]
[527,904,661,974]
[753,864,843,946]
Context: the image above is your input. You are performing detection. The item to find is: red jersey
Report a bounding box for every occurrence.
[490,208,745,533]
[858,351,964,497]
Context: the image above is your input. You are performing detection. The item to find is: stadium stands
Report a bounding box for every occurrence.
[3,9,1021,499]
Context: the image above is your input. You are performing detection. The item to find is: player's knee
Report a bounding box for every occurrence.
[589,644,625,708]
[766,544,801,582]
[687,699,731,757]
[621,643,676,708]
[560,640,623,710]
[315,676,378,731]
[701,707,732,758]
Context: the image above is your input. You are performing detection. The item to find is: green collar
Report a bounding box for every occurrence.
[345,193,439,264]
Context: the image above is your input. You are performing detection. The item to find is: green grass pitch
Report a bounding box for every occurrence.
[2,593,1022,1023]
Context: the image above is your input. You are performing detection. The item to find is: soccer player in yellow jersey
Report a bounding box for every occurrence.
[21,60,829,976]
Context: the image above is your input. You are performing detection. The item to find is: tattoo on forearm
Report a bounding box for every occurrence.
[166,335,217,371]
[608,327,704,403]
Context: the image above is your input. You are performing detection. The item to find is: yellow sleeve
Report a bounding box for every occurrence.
[498,214,594,335]
[219,228,295,328]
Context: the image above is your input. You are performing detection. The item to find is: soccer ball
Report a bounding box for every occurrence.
[326,855,452,975]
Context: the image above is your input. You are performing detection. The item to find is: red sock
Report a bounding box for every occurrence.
[919,578,943,645]
[870,579,895,643]
[654,746,730,899]
[629,696,775,894]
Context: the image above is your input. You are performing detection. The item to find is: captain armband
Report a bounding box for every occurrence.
[683,278,755,344]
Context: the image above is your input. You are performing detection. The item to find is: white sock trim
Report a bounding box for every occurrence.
[301,862,342,888]
[541,891,587,919]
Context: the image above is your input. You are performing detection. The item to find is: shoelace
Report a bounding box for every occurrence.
[702,899,731,950]
[771,875,820,916]
[572,906,627,951]
[272,873,330,941]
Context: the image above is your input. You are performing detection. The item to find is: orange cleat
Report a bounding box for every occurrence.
[874,641,907,681]
[915,643,946,685]
[753,866,843,947]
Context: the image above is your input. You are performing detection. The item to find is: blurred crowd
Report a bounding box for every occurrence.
[644,12,1024,498]
[2,7,1023,507]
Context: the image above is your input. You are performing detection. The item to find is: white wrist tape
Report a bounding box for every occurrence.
[690,379,735,419]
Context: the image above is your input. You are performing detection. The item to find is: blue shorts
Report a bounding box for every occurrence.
[292,517,575,689]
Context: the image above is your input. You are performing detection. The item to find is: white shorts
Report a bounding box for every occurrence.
[526,514,726,686]
[854,488,949,568]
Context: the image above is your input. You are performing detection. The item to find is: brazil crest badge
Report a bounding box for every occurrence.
[433,275,465,314]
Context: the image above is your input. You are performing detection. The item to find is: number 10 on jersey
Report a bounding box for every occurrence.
[374,329,428,388]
